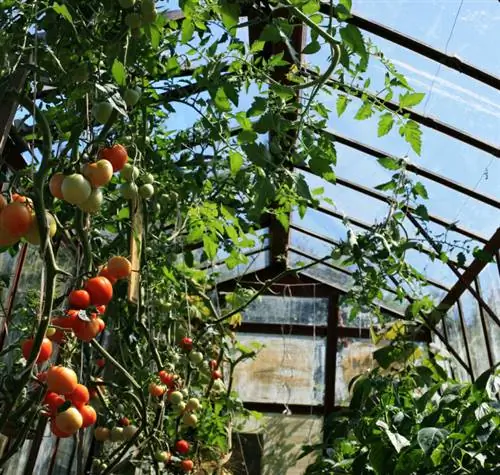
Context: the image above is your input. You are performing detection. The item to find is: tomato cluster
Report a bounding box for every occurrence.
[47,256,131,344]
[42,367,97,437]
[48,144,128,214]
[0,194,57,248]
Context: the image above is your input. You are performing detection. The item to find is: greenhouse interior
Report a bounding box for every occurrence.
[0,0,499,474]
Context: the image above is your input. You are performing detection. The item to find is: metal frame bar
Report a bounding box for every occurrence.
[290,224,451,292]
[318,76,500,157]
[319,3,500,91]
[407,214,500,326]
[432,227,500,322]
[456,299,474,379]
[320,129,500,209]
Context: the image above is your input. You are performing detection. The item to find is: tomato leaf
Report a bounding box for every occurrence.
[52,2,73,23]
[229,151,244,175]
[399,92,425,109]
[111,59,127,87]
[377,112,394,137]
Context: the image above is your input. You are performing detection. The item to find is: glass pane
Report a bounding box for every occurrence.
[461,291,490,377]
[441,304,471,382]
[241,414,323,475]
[233,333,325,405]
[478,260,500,365]
[243,295,328,326]
[212,250,270,283]
[335,338,379,406]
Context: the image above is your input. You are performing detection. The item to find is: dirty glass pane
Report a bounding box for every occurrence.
[1,439,32,474]
[335,338,427,405]
[240,414,323,475]
[440,304,471,382]
[461,291,490,378]
[478,260,500,365]
[213,250,270,283]
[243,296,328,326]
[233,333,325,405]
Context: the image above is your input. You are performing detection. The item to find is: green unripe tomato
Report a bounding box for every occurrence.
[155,450,170,462]
[141,172,155,184]
[92,102,113,124]
[212,379,225,392]
[125,12,142,29]
[185,398,201,412]
[139,183,155,198]
[182,413,198,427]
[120,163,140,182]
[169,391,183,405]
[173,401,186,415]
[118,0,135,8]
[123,87,141,107]
[189,351,204,365]
[120,182,139,200]
[141,0,156,23]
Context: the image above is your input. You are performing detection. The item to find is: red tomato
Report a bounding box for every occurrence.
[68,289,91,309]
[80,405,97,428]
[22,337,53,363]
[89,388,98,400]
[100,144,128,172]
[95,305,106,315]
[179,337,193,351]
[175,440,190,454]
[96,318,105,333]
[96,358,106,368]
[73,316,101,342]
[119,417,130,427]
[84,277,113,306]
[50,419,72,438]
[98,267,117,285]
[68,384,89,408]
[44,392,66,413]
[180,459,194,472]
[148,383,166,397]
[209,359,218,370]
[47,366,78,395]
[158,371,175,387]
[211,370,222,380]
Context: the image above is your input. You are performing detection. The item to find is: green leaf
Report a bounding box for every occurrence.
[369,442,393,473]
[219,1,239,34]
[116,207,130,221]
[213,87,231,112]
[399,92,425,109]
[270,83,295,100]
[414,204,429,221]
[377,113,394,137]
[336,95,349,117]
[229,151,243,175]
[302,41,321,55]
[472,247,493,263]
[309,156,335,182]
[413,181,428,199]
[340,24,367,62]
[181,18,195,43]
[301,0,320,14]
[250,40,265,53]
[111,59,127,86]
[417,428,448,455]
[377,157,401,170]
[375,180,396,191]
[336,0,352,20]
[203,235,218,260]
[52,2,73,23]
[354,101,373,120]
[401,120,422,155]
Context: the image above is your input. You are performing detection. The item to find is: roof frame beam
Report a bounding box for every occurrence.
[320,129,500,210]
